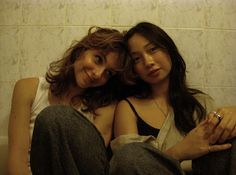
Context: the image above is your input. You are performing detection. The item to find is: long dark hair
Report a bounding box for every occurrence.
[123,22,207,134]
[46,26,129,113]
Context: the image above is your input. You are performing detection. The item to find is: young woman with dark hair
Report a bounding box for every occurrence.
[110,22,236,175]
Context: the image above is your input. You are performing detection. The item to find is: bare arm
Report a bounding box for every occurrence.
[94,103,117,147]
[114,99,138,138]
[7,78,38,175]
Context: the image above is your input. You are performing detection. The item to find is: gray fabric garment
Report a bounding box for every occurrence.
[192,138,236,175]
[30,105,109,175]
[229,138,236,175]
[30,104,236,175]
[110,140,236,175]
[109,142,185,175]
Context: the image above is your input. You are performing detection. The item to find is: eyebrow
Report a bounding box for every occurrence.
[144,42,154,49]
[102,52,123,72]
[130,42,153,55]
[99,52,107,61]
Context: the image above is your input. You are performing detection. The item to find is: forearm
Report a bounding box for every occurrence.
[7,158,30,175]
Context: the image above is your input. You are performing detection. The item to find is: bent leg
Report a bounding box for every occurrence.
[109,142,185,175]
[192,138,236,175]
[30,105,109,175]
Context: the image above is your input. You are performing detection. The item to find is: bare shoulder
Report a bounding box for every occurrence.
[13,77,40,104]
[115,97,139,123]
[116,96,138,109]
[114,97,139,137]
[115,97,138,118]
[15,77,39,88]
[96,103,117,116]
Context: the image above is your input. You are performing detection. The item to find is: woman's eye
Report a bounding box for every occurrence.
[106,70,115,78]
[94,55,103,64]
[149,46,158,53]
[132,56,140,63]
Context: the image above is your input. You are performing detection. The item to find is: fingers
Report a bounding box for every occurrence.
[215,110,236,143]
[207,108,236,143]
[209,113,229,144]
[196,119,212,139]
[208,143,232,153]
[228,125,236,140]
[217,116,234,143]
[204,112,220,140]
[206,111,220,132]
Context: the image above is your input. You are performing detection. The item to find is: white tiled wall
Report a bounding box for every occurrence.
[0,0,236,174]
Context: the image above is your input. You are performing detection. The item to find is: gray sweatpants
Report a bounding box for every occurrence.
[109,142,185,175]
[192,138,236,175]
[30,105,109,175]
[109,138,236,175]
[30,105,236,175]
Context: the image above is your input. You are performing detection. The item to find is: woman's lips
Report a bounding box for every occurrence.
[148,69,160,77]
[84,70,93,83]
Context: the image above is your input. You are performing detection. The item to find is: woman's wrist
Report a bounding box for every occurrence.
[164,145,184,162]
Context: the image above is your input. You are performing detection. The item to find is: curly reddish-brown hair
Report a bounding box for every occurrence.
[46,26,129,113]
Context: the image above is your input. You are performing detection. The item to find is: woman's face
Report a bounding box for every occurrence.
[128,33,172,85]
[74,49,120,88]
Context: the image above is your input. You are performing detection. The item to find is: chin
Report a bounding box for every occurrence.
[79,83,89,89]
[75,80,86,89]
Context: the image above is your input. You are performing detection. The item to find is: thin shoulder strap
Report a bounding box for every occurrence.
[124,98,139,118]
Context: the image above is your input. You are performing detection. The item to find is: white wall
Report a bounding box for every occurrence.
[0,0,236,174]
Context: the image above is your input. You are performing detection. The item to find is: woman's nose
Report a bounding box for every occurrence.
[144,53,154,66]
[92,67,105,80]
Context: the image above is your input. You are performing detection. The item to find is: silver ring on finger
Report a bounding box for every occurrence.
[212,111,223,122]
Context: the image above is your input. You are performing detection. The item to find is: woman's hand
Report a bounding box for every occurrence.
[207,107,236,144]
[165,119,232,162]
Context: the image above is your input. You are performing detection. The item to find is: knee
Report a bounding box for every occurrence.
[111,142,144,166]
[110,143,183,175]
[36,105,75,127]
[110,142,154,174]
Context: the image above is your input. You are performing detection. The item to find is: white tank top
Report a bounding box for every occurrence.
[29,77,94,142]
[28,77,94,172]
